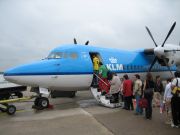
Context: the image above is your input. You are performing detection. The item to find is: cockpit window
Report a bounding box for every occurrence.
[47,52,63,59]
[47,52,78,59]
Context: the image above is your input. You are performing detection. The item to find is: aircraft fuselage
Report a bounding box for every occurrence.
[3,44,176,91]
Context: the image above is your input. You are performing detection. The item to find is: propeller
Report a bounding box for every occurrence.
[148,57,158,72]
[162,57,174,77]
[73,38,77,44]
[85,41,89,45]
[145,26,158,47]
[145,22,176,73]
[161,22,176,47]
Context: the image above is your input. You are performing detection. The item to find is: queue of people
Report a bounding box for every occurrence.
[92,55,180,128]
[118,72,180,128]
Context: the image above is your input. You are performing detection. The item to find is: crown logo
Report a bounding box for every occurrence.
[109,57,117,63]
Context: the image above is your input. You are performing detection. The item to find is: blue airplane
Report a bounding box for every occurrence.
[3,22,180,108]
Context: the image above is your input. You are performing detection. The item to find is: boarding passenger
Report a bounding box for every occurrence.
[133,74,143,115]
[109,73,121,103]
[92,54,100,87]
[154,75,164,107]
[119,78,124,102]
[98,62,110,94]
[171,71,180,128]
[123,74,133,110]
[163,78,173,125]
[143,73,155,120]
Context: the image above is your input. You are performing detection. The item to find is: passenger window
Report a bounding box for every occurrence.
[70,53,78,59]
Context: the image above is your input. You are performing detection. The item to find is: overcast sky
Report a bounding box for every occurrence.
[0,0,180,71]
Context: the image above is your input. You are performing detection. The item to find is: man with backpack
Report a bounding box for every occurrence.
[171,71,180,128]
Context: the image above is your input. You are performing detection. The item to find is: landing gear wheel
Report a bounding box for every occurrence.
[7,105,16,115]
[34,97,40,106]
[33,97,49,110]
[38,97,49,109]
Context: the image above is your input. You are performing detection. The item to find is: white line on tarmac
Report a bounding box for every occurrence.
[80,108,114,135]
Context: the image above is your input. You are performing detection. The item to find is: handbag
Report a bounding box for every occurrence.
[139,98,148,108]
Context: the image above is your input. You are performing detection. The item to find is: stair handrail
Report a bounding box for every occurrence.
[93,73,108,86]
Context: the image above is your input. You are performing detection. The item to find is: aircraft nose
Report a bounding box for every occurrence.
[4,69,17,83]
[3,59,60,84]
[3,66,24,83]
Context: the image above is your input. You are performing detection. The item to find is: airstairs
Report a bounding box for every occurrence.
[90,87,122,108]
[90,73,123,108]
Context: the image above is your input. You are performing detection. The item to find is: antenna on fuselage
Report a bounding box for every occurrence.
[85,41,89,45]
[74,38,77,44]
[73,38,89,45]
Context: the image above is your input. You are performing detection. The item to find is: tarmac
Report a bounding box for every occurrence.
[0,91,179,135]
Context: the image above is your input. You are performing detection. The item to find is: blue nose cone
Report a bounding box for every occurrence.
[4,59,60,77]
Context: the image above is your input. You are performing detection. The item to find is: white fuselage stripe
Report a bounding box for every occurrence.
[4,71,172,91]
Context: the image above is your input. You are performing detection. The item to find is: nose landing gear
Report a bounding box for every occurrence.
[32,96,49,110]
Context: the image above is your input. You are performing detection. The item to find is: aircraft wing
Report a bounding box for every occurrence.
[0,74,26,92]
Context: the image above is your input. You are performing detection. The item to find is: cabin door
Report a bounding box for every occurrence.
[89,52,103,69]
[89,52,103,86]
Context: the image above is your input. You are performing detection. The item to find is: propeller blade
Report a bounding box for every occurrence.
[145,26,158,47]
[73,38,77,44]
[85,41,89,45]
[162,58,174,77]
[161,22,176,47]
[148,57,158,72]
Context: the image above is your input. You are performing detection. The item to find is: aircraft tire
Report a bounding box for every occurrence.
[7,105,16,115]
[34,97,40,106]
[38,97,49,110]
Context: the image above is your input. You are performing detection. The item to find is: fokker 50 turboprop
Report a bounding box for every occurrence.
[3,22,180,108]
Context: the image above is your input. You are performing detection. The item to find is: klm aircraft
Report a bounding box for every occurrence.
[3,22,180,108]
